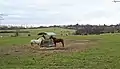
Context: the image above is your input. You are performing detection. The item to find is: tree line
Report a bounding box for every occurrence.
[0,25,62,30]
[1,24,120,35]
[68,24,120,35]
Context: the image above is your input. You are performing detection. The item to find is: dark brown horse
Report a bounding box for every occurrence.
[49,36,64,47]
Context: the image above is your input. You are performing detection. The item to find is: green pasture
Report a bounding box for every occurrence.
[0,28,75,46]
[0,28,120,69]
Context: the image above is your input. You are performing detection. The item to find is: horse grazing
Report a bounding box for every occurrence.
[49,36,64,47]
[30,35,46,46]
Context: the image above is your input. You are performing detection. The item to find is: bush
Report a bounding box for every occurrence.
[28,34,31,36]
[0,31,30,33]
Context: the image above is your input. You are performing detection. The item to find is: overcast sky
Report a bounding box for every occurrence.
[0,0,120,26]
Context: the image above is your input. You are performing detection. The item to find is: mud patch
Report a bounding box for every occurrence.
[0,39,98,56]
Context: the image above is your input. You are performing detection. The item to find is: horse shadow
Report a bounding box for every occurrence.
[37,47,68,51]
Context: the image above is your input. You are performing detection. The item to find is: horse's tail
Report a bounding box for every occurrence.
[31,42,33,46]
[30,40,36,45]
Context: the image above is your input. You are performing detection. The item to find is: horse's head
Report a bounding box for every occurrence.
[49,35,53,39]
[49,35,56,40]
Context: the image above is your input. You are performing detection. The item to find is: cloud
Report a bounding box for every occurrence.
[8,15,22,18]
[82,10,113,21]
[0,0,120,26]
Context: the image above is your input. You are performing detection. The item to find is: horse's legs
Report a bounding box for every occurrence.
[39,44,41,47]
[61,40,64,47]
[40,40,44,47]
[39,42,43,47]
[31,42,33,46]
[54,42,56,47]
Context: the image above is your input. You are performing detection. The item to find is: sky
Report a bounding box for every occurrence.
[0,0,120,27]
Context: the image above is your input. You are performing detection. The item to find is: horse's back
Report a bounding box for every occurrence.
[31,39,36,42]
[54,38,64,43]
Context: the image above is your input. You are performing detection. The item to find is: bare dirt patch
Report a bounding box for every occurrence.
[0,39,97,56]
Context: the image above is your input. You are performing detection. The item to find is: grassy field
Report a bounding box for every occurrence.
[0,28,120,69]
[0,28,75,46]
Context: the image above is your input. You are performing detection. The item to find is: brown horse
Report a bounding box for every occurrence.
[49,36,64,47]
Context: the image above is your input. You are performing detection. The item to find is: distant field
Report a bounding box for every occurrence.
[0,28,75,37]
[0,28,120,69]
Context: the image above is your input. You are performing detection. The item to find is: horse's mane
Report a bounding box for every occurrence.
[50,36,57,40]
[36,35,46,40]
